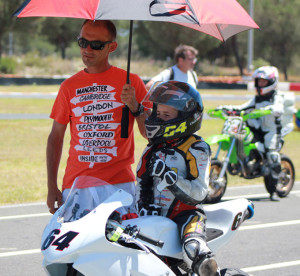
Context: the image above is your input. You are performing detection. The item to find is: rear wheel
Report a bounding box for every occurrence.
[264,154,295,197]
[205,159,227,204]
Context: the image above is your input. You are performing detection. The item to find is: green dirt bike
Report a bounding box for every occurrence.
[204,108,295,203]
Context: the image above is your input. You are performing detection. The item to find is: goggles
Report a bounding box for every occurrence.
[77,37,113,50]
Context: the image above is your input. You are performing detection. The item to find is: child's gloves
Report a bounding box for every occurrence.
[137,202,162,216]
[149,154,177,186]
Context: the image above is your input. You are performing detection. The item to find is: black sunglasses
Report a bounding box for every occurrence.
[77,37,113,50]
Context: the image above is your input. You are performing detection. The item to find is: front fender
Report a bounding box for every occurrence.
[206,134,230,146]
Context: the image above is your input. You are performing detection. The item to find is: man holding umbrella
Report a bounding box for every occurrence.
[46,20,149,214]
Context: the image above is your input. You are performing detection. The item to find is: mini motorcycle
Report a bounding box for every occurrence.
[205,108,295,203]
[41,176,254,276]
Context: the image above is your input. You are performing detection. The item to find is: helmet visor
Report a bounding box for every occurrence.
[142,81,197,112]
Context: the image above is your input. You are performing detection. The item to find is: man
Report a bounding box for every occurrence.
[145,44,198,90]
[47,20,149,214]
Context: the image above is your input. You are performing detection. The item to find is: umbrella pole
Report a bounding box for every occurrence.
[121,20,133,138]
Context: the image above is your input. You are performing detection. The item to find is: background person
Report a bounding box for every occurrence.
[217,66,285,201]
[145,44,199,90]
[46,20,149,214]
[136,81,219,276]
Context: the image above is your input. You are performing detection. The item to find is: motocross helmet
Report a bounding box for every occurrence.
[142,81,203,144]
[253,66,279,96]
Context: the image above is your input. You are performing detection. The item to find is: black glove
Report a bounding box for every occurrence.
[148,154,177,186]
[137,201,162,216]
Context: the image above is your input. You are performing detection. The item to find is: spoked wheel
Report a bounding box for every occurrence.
[276,154,295,197]
[205,159,227,204]
[264,154,295,198]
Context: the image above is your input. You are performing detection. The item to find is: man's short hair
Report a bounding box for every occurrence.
[81,20,117,41]
[174,44,198,62]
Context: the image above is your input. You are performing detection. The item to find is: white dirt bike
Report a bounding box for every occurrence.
[41,176,254,276]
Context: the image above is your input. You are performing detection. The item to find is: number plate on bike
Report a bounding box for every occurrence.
[222,117,242,135]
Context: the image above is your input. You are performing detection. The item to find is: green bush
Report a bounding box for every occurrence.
[0,57,17,74]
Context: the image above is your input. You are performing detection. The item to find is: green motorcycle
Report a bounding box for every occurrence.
[205,108,295,203]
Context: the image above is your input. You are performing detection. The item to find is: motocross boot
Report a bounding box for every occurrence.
[270,193,280,201]
[267,151,281,179]
[183,238,220,276]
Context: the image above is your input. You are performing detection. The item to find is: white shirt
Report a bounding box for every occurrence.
[151,65,198,89]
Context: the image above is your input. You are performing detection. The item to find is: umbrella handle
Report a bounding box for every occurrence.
[121,20,133,138]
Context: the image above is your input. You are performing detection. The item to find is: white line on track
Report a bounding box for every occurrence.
[0,213,51,220]
[239,219,300,230]
[223,189,300,201]
[242,259,300,272]
[0,249,41,258]
[0,202,45,208]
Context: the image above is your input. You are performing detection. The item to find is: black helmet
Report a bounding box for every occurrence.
[142,81,203,144]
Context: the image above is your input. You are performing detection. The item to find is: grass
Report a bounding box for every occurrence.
[0,86,299,205]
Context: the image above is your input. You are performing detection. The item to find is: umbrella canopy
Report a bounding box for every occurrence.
[14,0,258,41]
[14,0,259,138]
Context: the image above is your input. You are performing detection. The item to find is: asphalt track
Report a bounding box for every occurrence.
[1,182,299,276]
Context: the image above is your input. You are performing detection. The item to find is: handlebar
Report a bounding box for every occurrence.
[106,220,164,249]
[136,231,164,248]
[207,108,271,121]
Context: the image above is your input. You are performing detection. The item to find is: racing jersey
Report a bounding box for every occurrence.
[50,66,147,190]
[136,135,211,218]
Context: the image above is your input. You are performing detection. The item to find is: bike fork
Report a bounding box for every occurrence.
[217,138,236,181]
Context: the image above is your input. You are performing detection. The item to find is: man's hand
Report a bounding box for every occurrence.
[47,188,62,214]
[120,83,139,113]
[149,155,177,186]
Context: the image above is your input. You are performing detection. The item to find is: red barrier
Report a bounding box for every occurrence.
[289,83,300,91]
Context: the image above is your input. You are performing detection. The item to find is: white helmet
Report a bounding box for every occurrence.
[253,66,279,96]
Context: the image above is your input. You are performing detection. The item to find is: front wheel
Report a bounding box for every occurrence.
[264,154,295,197]
[205,159,227,204]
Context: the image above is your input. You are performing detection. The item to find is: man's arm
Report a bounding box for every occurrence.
[134,109,151,138]
[120,83,150,138]
[46,120,67,214]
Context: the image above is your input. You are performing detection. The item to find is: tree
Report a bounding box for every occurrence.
[41,18,82,59]
[134,21,219,61]
[0,0,24,57]
[254,0,300,80]
[0,1,44,58]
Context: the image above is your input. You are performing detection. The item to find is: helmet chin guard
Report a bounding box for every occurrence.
[142,81,204,144]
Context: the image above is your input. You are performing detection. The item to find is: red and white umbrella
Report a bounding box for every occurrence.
[14,0,259,137]
[14,0,258,41]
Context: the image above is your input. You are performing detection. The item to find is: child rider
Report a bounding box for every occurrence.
[136,81,220,276]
